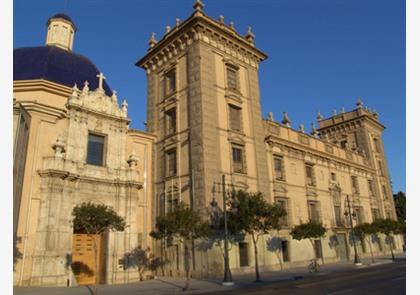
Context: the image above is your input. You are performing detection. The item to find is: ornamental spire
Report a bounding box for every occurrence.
[356,97,363,108]
[317,111,323,121]
[245,26,255,46]
[148,32,157,49]
[281,112,291,127]
[193,0,204,12]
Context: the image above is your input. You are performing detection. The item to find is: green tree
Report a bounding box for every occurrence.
[72,202,126,295]
[227,190,286,282]
[290,221,326,262]
[393,191,406,222]
[372,218,400,260]
[353,223,377,263]
[150,202,210,291]
[119,246,164,281]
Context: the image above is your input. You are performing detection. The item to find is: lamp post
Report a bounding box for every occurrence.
[210,174,234,286]
[344,194,362,265]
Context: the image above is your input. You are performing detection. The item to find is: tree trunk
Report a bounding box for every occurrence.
[184,244,192,291]
[388,235,395,260]
[251,233,261,282]
[310,239,316,260]
[367,237,375,263]
[90,234,98,295]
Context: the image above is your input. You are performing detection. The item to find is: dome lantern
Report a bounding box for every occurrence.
[45,13,76,51]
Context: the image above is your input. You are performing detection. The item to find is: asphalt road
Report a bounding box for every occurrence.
[205,260,406,295]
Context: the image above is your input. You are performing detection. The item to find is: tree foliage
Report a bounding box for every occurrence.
[290,221,326,241]
[72,202,126,234]
[393,191,406,222]
[149,201,210,290]
[227,190,286,282]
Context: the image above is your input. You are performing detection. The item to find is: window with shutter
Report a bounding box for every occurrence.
[166,70,176,95]
[226,67,238,90]
[232,145,245,173]
[273,156,285,180]
[351,176,360,194]
[166,149,177,177]
[229,105,241,131]
[165,108,176,135]
[305,164,315,186]
[86,133,105,166]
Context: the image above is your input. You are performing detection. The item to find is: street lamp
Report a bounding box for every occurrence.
[344,194,362,265]
[210,174,234,286]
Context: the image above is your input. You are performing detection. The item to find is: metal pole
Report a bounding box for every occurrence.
[346,195,361,265]
[222,174,234,285]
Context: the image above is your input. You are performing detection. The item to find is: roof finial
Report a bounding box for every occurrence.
[71,83,79,97]
[245,26,255,45]
[299,124,305,133]
[193,0,204,12]
[82,80,89,95]
[341,107,345,114]
[218,15,225,23]
[229,21,235,30]
[317,111,323,121]
[175,18,181,27]
[310,123,319,137]
[148,32,157,49]
[111,90,118,104]
[96,72,106,91]
[165,25,171,34]
[268,112,274,121]
[281,112,291,127]
[333,109,337,116]
[356,97,363,108]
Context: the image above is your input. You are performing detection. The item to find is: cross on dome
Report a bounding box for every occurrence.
[96,72,106,90]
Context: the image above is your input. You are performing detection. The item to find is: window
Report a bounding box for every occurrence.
[86,133,105,166]
[226,66,238,91]
[305,164,316,186]
[331,172,337,182]
[275,198,288,226]
[232,145,246,174]
[351,176,360,194]
[165,108,176,135]
[239,242,249,267]
[377,160,384,176]
[308,201,321,223]
[382,185,388,200]
[166,149,177,177]
[281,241,290,262]
[354,207,364,224]
[368,180,375,196]
[273,155,285,180]
[334,205,344,227]
[373,138,381,153]
[165,69,176,95]
[228,104,242,131]
[340,140,347,149]
[314,240,323,259]
[371,208,380,221]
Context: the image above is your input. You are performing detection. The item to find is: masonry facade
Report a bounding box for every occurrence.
[13,2,402,287]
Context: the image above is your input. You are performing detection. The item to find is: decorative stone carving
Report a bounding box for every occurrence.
[67,75,128,119]
[52,134,66,157]
[127,152,139,169]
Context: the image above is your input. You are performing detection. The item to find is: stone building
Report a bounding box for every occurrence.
[13,1,402,287]
[13,14,155,286]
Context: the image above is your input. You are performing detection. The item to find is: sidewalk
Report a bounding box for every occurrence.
[14,254,405,295]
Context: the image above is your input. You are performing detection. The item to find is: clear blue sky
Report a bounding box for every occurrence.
[13,0,405,193]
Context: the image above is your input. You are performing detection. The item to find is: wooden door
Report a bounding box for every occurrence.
[71,234,104,285]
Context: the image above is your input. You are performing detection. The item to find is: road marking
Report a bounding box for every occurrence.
[327,289,355,295]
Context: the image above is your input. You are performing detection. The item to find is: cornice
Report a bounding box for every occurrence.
[13,79,73,97]
[136,12,267,72]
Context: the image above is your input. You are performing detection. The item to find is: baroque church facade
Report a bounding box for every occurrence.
[13,1,402,287]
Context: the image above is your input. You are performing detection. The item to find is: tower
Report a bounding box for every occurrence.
[45,13,76,51]
[317,99,396,220]
[136,1,269,276]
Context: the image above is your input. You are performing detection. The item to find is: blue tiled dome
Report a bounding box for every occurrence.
[13,46,112,96]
